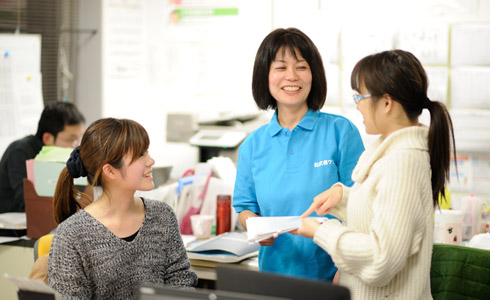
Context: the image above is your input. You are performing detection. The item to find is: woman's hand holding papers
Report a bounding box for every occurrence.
[239,210,259,230]
[258,234,277,246]
[301,184,343,218]
[240,210,278,246]
[292,218,321,239]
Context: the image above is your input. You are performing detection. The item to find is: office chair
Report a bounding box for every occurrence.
[24,178,93,239]
[28,233,54,285]
[33,233,55,261]
[23,179,57,239]
[430,243,490,299]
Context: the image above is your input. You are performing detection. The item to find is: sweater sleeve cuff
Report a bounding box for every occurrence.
[313,219,344,254]
[328,183,349,222]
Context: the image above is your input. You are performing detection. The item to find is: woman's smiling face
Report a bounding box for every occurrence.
[268,47,312,110]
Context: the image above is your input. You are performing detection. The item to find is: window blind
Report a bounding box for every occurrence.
[0,0,80,105]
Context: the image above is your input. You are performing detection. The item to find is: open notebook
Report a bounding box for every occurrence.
[186,232,259,263]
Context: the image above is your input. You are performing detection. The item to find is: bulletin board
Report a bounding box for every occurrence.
[0,34,44,157]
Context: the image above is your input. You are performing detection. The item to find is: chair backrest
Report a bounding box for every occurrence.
[23,179,57,239]
[33,233,55,261]
[431,243,490,300]
[24,178,93,239]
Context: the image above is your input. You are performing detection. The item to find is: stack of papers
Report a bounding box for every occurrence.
[246,216,328,243]
[0,213,26,230]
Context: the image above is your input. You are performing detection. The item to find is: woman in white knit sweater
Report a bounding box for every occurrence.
[294,50,456,300]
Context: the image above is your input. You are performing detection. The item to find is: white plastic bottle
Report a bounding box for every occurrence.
[460,194,482,241]
[434,209,463,245]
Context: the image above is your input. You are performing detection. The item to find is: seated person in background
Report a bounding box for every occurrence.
[0,101,85,213]
[48,118,197,299]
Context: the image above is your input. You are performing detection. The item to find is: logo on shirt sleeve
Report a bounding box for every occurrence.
[314,159,334,168]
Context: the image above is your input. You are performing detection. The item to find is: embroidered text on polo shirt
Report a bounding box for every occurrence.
[314,159,334,167]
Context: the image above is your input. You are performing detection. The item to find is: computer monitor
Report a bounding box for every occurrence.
[136,284,290,300]
[216,266,351,300]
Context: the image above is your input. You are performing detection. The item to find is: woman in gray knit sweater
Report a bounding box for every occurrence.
[48,118,197,299]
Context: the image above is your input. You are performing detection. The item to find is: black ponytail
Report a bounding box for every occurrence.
[426,101,457,206]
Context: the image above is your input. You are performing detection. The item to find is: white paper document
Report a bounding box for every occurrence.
[0,212,26,230]
[4,274,61,299]
[246,216,328,243]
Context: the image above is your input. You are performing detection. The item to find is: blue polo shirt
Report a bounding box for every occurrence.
[233,109,364,280]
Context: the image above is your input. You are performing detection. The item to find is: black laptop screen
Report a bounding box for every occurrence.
[216,266,350,300]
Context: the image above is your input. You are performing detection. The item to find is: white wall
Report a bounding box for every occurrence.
[79,0,490,190]
[76,0,103,127]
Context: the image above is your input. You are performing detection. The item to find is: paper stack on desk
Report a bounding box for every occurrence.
[246,216,328,243]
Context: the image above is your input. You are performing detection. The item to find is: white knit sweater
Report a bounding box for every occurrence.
[314,126,434,300]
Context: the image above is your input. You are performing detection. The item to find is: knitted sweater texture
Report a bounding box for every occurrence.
[48,198,197,300]
[314,126,434,300]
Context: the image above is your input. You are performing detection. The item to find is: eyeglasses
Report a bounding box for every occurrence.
[54,136,82,148]
[352,93,372,105]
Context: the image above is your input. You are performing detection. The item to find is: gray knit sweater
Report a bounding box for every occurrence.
[48,198,197,299]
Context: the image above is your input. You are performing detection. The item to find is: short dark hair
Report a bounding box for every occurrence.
[35,102,85,140]
[252,27,327,111]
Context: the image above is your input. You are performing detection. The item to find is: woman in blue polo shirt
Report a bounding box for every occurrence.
[233,27,364,281]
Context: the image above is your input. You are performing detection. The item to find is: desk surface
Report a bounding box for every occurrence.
[1,237,36,247]
[0,242,35,300]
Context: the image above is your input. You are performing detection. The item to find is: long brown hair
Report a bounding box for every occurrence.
[53,118,150,223]
[351,50,457,207]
